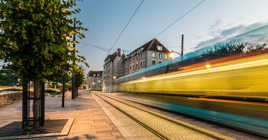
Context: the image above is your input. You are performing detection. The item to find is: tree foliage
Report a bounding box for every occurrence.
[73,65,85,87]
[0,69,18,86]
[0,0,87,81]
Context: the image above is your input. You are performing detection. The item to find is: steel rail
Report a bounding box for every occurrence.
[95,94,233,140]
[95,94,168,140]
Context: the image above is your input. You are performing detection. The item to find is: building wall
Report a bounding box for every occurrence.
[88,71,103,91]
[103,54,122,92]
[103,39,170,92]
[103,62,112,92]
[146,51,168,68]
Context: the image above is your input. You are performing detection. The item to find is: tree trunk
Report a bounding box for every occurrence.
[72,74,76,99]
[40,82,45,126]
[33,80,41,129]
[22,77,29,129]
[62,77,65,108]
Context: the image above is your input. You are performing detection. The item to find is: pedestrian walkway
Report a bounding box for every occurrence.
[0,91,125,140]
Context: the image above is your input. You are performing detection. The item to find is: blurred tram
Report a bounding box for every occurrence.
[113,24,268,137]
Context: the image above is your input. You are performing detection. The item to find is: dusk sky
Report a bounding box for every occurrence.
[74,0,268,72]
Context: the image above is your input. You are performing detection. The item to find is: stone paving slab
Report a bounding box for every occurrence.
[93,94,161,140]
[0,91,125,140]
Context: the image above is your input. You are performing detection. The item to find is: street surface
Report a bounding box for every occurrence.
[0,91,266,140]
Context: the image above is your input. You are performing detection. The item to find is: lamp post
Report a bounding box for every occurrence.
[168,50,181,59]
[168,34,184,60]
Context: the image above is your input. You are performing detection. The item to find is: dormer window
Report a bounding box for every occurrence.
[157,45,163,51]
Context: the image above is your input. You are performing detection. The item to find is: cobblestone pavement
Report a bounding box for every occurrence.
[0,91,126,140]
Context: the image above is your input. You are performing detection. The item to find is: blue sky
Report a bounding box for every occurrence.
[75,0,268,71]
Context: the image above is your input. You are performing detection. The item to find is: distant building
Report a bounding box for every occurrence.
[127,39,170,74]
[102,39,170,92]
[103,49,122,92]
[87,71,103,91]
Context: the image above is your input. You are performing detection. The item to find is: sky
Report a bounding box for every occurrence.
[74,0,268,72]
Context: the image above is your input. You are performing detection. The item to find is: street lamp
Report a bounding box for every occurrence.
[92,82,96,85]
[168,51,181,59]
[206,64,211,69]
[113,76,117,80]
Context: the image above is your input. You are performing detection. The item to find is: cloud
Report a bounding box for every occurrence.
[193,19,268,51]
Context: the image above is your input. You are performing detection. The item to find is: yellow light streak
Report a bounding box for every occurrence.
[130,58,268,84]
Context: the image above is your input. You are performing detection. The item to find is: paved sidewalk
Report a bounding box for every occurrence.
[0,91,125,140]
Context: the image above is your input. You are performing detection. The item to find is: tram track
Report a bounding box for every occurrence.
[94,94,234,140]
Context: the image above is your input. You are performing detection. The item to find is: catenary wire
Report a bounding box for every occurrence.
[108,0,145,54]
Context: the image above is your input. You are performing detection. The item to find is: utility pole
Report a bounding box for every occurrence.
[72,18,77,99]
[181,34,184,61]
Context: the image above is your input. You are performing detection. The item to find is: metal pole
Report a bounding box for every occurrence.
[181,34,184,60]
[40,81,45,126]
[22,77,29,129]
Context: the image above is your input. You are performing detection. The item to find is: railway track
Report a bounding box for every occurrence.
[94,94,234,140]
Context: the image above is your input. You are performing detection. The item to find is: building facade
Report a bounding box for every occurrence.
[103,49,122,92]
[127,39,170,74]
[103,39,170,92]
[87,71,103,91]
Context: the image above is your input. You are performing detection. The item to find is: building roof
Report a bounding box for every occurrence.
[128,39,169,56]
[88,71,103,77]
[104,53,116,62]
[104,49,121,63]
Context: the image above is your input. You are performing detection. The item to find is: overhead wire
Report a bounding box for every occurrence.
[88,0,205,55]
[108,0,145,54]
[154,0,206,38]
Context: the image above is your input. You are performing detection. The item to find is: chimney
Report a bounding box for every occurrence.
[117,48,121,56]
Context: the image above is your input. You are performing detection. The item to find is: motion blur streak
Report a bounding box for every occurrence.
[188,98,268,106]
[116,54,268,97]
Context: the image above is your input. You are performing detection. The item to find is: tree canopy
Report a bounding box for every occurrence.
[0,0,87,81]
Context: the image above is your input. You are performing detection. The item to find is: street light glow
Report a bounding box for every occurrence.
[206,64,211,69]
[169,52,177,59]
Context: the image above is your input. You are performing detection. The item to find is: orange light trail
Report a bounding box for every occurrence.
[188,97,268,106]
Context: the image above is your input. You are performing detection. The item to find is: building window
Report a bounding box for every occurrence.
[165,54,167,59]
[152,60,156,65]
[152,52,155,57]
[157,45,163,51]
[159,53,162,59]
[159,61,162,64]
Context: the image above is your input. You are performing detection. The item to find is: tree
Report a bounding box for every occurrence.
[0,0,87,129]
[74,65,86,88]
[0,69,18,86]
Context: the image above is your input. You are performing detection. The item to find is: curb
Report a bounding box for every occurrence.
[0,118,74,140]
